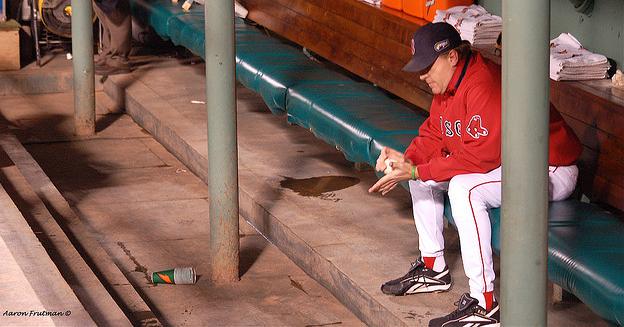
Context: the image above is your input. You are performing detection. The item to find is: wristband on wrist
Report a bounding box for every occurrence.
[411,165,416,180]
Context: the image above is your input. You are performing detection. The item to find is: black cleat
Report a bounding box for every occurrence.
[429,293,500,327]
[381,258,452,295]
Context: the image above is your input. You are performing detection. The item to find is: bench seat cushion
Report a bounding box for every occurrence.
[287,83,424,164]
[444,200,624,324]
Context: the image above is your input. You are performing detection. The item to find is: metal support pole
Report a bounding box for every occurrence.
[205,0,239,283]
[71,0,95,136]
[30,0,41,67]
[501,1,550,325]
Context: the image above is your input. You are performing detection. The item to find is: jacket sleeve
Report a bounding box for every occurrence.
[417,82,502,182]
[404,105,444,165]
[548,104,583,165]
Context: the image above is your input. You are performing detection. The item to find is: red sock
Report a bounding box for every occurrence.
[423,257,436,270]
[483,291,494,311]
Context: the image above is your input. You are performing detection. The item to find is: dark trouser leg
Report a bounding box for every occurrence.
[93,1,111,62]
[93,0,131,61]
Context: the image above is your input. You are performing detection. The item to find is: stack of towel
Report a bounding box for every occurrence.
[550,33,609,81]
[433,5,502,47]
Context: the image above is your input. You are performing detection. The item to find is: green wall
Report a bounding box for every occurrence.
[478,0,623,67]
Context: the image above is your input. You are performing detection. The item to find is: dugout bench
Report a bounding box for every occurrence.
[130,1,624,324]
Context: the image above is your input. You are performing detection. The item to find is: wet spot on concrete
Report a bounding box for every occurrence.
[117,241,153,285]
[403,310,425,319]
[305,322,342,327]
[279,175,359,201]
[288,275,308,295]
[182,307,194,326]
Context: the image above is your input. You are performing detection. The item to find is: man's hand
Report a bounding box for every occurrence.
[369,161,418,195]
[375,147,406,172]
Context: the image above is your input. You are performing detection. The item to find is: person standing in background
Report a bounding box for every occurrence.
[93,0,131,75]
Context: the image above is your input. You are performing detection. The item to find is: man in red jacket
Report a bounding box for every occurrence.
[368,22,582,327]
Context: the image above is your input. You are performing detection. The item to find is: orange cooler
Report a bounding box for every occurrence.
[381,0,402,10]
[402,0,424,18]
[422,0,474,21]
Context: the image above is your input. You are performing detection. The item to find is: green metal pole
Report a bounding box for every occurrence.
[501,0,550,325]
[205,0,239,283]
[71,0,95,136]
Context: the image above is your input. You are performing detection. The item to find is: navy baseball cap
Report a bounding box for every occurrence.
[403,22,462,73]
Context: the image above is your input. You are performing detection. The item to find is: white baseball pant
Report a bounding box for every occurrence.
[408,165,578,306]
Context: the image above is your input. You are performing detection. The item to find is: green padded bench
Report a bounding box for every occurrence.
[132,1,354,114]
[130,1,624,324]
[286,83,426,164]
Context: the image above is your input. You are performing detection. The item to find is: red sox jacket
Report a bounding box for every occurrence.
[404,52,582,182]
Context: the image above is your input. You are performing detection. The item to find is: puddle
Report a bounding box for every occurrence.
[279,175,360,201]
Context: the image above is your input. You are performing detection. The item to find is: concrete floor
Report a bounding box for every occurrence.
[0,59,362,325]
[0,52,611,326]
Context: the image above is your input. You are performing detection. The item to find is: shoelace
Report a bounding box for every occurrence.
[406,260,425,278]
[409,259,425,271]
[414,274,434,288]
[406,260,438,288]
[444,298,486,320]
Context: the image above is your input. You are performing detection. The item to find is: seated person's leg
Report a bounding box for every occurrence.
[411,179,448,270]
[446,167,502,311]
[548,165,578,201]
[381,179,452,296]
[428,168,502,327]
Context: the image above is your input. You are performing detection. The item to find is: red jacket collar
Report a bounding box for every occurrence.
[444,52,474,96]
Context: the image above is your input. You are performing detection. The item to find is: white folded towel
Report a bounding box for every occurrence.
[549,33,609,81]
[433,5,501,47]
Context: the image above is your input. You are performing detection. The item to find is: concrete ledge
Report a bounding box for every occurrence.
[106,75,209,183]
[0,69,72,96]
[0,55,104,96]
